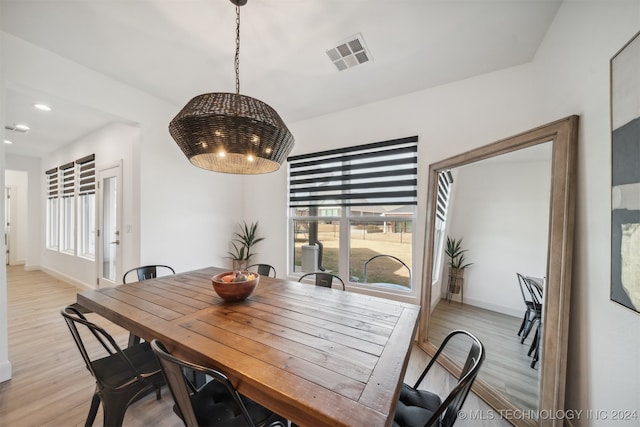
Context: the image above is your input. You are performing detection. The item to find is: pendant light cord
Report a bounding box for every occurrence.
[235,4,241,95]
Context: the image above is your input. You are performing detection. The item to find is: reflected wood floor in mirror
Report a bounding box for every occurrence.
[429,300,539,413]
[1,266,507,426]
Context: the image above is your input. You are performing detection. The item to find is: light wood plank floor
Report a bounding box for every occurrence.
[429,300,540,412]
[0,266,509,426]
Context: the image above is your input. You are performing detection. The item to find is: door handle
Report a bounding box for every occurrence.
[110,240,120,245]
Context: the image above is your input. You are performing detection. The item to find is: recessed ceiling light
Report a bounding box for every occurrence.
[34,103,52,112]
[4,139,13,145]
[15,123,31,131]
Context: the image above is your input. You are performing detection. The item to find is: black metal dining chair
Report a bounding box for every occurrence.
[122,264,176,346]
[122,264,176,284]
[246,263,277,278]
[61,305,165,427]
[519,275,543,344]
[523,276,543,368]
[393,330,485,427]
[516,273,540,340]
[298,272,345,290]
[150,339,287,427]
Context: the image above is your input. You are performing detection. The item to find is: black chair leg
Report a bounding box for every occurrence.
[530,322,541,368]
[517,315,526,336]
[102,386,155,427]
[128,333,141,347]
[85,391,101,427]
[102,399,129,427]
[521,313,536,343]
[528,326,538,356]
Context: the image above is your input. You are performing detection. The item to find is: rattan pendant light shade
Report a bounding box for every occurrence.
[168,0,294,174]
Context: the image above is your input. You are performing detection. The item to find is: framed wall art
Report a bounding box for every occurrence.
[611,30,640,314]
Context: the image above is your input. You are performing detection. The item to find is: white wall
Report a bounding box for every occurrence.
[5,155,40,270]
[266,63,535,304]
[531,0,640,420]
[5,170,29,265]
[445,157,551,316]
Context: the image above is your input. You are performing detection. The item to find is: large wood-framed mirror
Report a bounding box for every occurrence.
[418,116,578,427]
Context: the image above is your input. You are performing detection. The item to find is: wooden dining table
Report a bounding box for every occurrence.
[76,266,421,427]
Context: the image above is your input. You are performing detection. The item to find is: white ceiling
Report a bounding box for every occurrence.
[1,0,562,158]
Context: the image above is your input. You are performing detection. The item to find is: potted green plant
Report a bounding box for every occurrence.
[226,221,265,270]
[445,236,473,296]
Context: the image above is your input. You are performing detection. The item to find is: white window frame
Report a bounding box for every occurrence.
[77,193,95,259]
[60,194,75,254]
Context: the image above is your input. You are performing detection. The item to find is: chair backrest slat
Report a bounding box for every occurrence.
[246,263,276,278]
[298,272,345,290]
[123,264,175,284]
[363,254,411,285]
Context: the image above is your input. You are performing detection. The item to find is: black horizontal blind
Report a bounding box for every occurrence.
[46,168,59,199]
[76,154,95,196]
[59,162,75,198]
[436,170,452,222]
[288,136,418,208]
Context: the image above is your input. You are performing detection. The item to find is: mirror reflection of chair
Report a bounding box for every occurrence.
[122,264,176,284]
[61,305,165,427]
[523,276,543,369]
[528,314,543,369]
[150,339,287,427]
[246,263,277,278]
[298,272,345,290]
[516,273,540,340]
[363,254,411,285]
[393,330,485,427]
[520,276,543,344]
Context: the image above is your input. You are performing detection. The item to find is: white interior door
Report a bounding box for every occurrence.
[97,164,122,287]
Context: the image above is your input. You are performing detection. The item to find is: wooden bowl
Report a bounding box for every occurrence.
[211,271,259,302]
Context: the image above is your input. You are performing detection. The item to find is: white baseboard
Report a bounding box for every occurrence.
[460,296,522,318]
[0,359,12,382]
[39,266,95,291]
[8,260,25,266]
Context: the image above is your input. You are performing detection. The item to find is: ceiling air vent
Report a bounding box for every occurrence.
[326,33,371,71]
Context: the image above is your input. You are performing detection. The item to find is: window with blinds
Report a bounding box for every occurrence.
[59,162,75,253]
[46,168,59,199]
[76,154,96,259]
[288,136,418,208]
[44,154,96,258]
[432,169,453,283]
[436,170,453,221]
[76,154,95,196]
[287,137,417,292]
[45,168,59,249]
[60,162,75,198]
